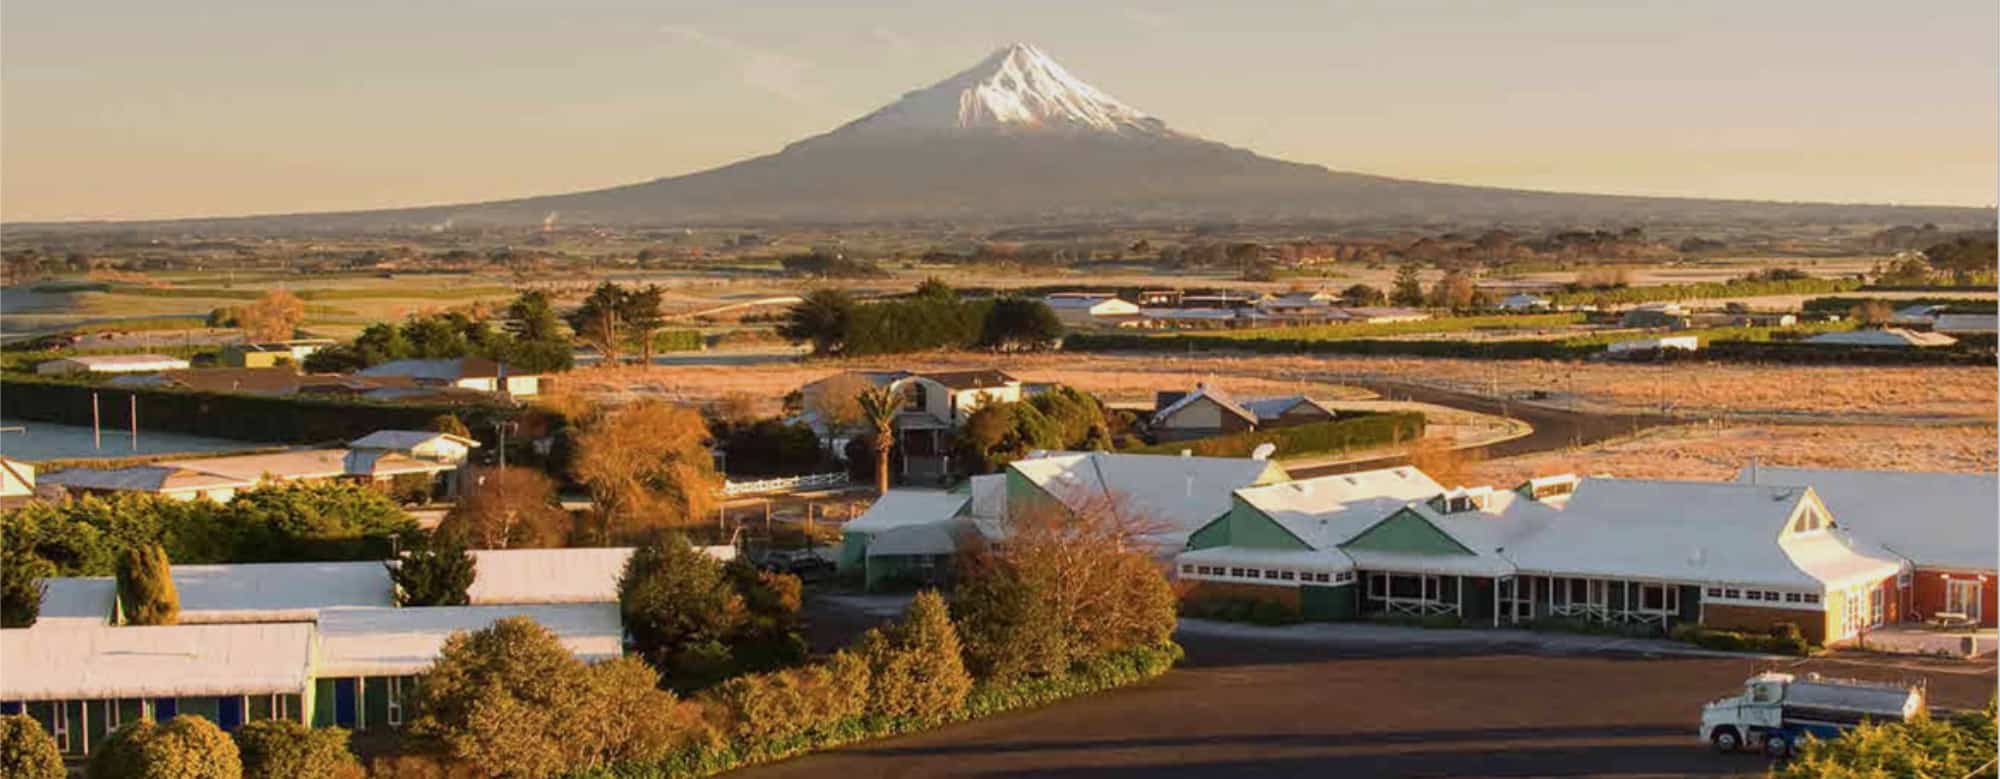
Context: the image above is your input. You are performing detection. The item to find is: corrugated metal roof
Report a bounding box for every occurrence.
[1738,466,1997,573]
[172,562,396,623]
[466,547,634,605]
[0,622,314,701]
[316,604,622,678]
[845,491,971,534]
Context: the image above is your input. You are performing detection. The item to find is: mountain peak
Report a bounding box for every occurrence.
[815,42,1171,140]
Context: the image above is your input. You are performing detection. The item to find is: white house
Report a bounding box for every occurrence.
[36,354,191,376]
[349,430,479,464]
[1606,335,1700,356]
[39,466,256,502]
[1043,293,1141,328]
[1498,293,1553,311]
[1805,328,1957,348]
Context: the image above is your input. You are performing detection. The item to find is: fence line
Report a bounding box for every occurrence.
[723,471,851,496]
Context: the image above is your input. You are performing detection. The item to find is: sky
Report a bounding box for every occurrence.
[3,0,1996,221]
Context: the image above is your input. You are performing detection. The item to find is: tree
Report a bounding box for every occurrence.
[978,297,1063,351]
[952,491,1179,683]
[1390,262,1426,307]
[234,720,362,779]
[914,277,956,300]
[806,372,871,437]
[411,616,685,778]
[116,543,179,625]
[571,401,721,537]
[0,714,62,779]
[570,282,629,363]
[1428,269,1477,310]
[855,590,971,723]
[239,289,305,342]
[1340,284,1387,307]
[777,289,856,357]
[616,535,745,678]
[1850,300,1895,326]
[438,466,571,549]
[389,537,476,607]
[623,284,668,365]
[427,413,471,439]
[856,385,901,494]
[1,552,52,628]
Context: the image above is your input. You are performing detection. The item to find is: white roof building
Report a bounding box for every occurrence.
[33,577,117,628]
[844,491,972,535]
[1933,313,1997,336]
[171,562,396,623]
[465,547,635,605]
[1736,466,1998,574]
[1226,466,1447,550]
[349,430,479,463]
[315,604,622,678]
[0,622,315,701]
[40,465,257,501]
[1008,451,1288,550]
[35,354,192,376]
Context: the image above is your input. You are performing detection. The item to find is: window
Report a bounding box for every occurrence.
[1785,593,1802,603]
[105,699,122,731]
[1264,570,1280,580]
[1706,587,1722,597]
[386,678,404,727]
[1869,586,1885,627]
[51,703,69,751]
[1180,565,1193,574]
[1230,568,1244,577]
[1803,593,1820,604]
[1745,591,1762,601]
[1640,584,1666,611]
[1724,588,1740,599]
[1279,571,1295,581]
[1764,591,1779,602]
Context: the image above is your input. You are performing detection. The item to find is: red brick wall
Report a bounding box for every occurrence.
[1910,569,1997,628]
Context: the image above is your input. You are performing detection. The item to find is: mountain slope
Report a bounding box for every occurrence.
[16,43,1988,231]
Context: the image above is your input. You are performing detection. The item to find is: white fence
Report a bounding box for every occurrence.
[723,471,851,497]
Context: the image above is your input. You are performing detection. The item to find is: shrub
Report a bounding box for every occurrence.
[88,720,157,779]
[135,716,242,779]
[617,536,745,679]
[1,553,53,628]
[1247,600,1299,626]
[1667,623,1812,656]
[1777,700,1996,778]
[389,538,476,607]
[0,714,63,779]
[234,719,362,779]
[116,543,180,625]
[857,590,972,724]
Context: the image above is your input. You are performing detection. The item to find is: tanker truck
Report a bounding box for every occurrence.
[1699,671,1926,757]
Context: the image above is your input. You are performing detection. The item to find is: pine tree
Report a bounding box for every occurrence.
[390,539,476,607]
[860,590,971,722]
[116,544,179,626]
[1390,262,1427,307]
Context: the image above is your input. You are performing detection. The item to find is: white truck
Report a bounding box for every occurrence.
[1699,671,1926,757]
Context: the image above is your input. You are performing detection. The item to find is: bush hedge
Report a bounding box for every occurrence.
[652,330,705,353]
[1126,412,1425,459]
[570,642,1182,779]
[1546,276,1863,307]
[1669,622,1813,656]
[0,376,521,445]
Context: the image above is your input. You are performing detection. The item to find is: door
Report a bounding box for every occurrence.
[1947,580,1982,621]
[217,696,243,731]
[333,679,358,727]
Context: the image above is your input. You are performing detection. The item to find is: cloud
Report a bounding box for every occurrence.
[659,24,813,104]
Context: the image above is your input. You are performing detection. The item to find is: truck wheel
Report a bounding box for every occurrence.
[1763,735,1790,758]
[1710,728,1740,753]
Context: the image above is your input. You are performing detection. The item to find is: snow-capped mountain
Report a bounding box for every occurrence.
[819,43,1170,138]
[40,44,1983,231]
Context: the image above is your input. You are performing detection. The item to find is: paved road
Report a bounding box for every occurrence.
[744,625,1996,779]
[1290,380,1675,478]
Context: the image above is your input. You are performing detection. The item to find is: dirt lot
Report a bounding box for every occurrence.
[551,350,1996,424]
[1466,422,2000,485]
[739,628,1997,779]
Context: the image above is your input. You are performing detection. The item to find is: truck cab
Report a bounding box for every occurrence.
[1699,672,1788,753]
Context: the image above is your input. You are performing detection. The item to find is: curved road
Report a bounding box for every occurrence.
[1289,380,1677,478]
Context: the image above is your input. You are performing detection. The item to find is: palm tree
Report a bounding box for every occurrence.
[856,385,901,494]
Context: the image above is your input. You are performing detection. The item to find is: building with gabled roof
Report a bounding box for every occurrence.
[35,354,191,376]
[1008,450,1289,554]
[1152,384,1339,443]
[1737,465,1997,627]
[40,465,256,502]
[357,357,541,396]
[836,490,976,590]
[1177,469,1909,643]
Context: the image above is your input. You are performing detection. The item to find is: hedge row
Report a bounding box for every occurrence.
[0,376,521,446]
[1802,296,1999,315]
[1069,331,1612,360]
[1126,411,1426,458]
[1186,312,1585,342]
[573,642,1182,779]
[1545,277,1863,307]
[1670,623,1813,656]
[1706,341,1995,365]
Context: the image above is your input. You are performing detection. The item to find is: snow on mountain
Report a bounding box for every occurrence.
[819,43,1171,138]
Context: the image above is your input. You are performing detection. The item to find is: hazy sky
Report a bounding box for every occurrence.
[4,0,1996,221]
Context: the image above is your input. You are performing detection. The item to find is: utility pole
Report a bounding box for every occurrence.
[91,392,102,450]
[129,395,138,452]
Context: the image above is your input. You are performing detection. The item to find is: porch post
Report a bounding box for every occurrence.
[1456,575,1463,617]
[1493,577,1500,627]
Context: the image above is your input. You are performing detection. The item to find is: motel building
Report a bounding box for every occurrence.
[0,547,715,759]
[1177,467,1909,644]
